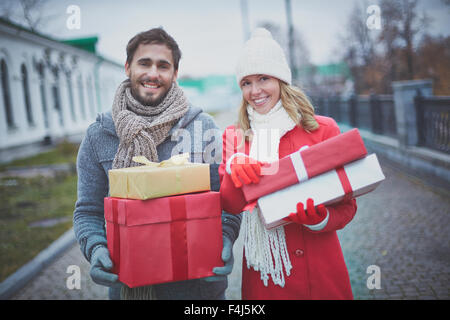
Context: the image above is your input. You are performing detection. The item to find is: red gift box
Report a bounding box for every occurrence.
[241,128,367,202]
[104,192,223,288]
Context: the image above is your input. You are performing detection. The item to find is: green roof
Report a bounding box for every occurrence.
[317,63,350,76]
[178,75,239,93]
[299,62,351,78]
[61,36,99,53]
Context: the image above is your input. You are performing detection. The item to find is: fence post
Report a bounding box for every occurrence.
[332,96,341,122]
[316,97,323,115]
[349,94,357,127]
[323,97,329,117]
[414,89,425,146]
[370,93,382,134]
[391,79,433,147]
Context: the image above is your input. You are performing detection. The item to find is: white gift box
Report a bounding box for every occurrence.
[257,154,385,229]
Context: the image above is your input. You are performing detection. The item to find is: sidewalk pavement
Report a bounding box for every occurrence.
[338,159,450,300]
[4,109,450,300]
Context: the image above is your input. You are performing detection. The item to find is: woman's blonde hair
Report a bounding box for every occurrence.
[237,80,319,140]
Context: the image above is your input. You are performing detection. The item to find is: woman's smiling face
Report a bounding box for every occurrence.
[240,74,281,115]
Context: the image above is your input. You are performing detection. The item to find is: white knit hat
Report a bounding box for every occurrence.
[236,28,292,86]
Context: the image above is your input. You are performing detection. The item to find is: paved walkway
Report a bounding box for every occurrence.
[8,109,450,300]
[339,160,450,299]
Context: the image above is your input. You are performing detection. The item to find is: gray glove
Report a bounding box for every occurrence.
[204,236,234,282]
[89,245,119,287]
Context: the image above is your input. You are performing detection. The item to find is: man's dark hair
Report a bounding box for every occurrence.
[126,27,182,70]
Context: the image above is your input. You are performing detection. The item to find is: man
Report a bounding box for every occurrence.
[73,28,241,300]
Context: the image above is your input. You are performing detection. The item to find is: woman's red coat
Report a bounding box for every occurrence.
[219,115,357,300]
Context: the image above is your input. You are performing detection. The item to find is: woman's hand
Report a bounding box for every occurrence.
[284,198,327,226]
[230,155,262,188]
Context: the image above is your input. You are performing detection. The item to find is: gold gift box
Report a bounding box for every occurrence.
[108,154,210,200]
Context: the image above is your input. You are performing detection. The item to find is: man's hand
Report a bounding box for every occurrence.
[203,236,234,282]
[89,246,119,287]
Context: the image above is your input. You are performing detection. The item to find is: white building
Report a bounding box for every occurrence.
[0,18,125,164]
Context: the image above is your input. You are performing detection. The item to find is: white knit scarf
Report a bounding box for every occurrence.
[243,100,297,287]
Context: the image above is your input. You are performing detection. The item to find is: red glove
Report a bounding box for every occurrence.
[284,198,327,225]
[230,156,262,188]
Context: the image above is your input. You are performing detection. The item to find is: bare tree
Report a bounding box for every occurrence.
[0,0,52,32]
[0,1,16,19]
[341,1,377,94]
[378,0,403,92]
[291,28,311,73]
[415,34,450,95]
[379,0,432,80]
[348,1,376,67]
[20,0,48,32]
[398,0,432,79]
[258,21,287,49]
[340,0,434,94]
[257,20,313,89]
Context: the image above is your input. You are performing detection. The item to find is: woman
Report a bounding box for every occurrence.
[219,28,357,300]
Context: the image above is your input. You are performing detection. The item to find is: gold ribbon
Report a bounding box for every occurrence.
[132,153,192,195]
[132,153,190,168]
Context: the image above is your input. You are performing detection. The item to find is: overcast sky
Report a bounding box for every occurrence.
[16,0,450,78]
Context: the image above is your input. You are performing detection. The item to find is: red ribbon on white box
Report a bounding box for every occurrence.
[336,166,354,201]
[289,145,310,183]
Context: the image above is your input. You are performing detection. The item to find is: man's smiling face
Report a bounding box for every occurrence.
[125,43,178,106]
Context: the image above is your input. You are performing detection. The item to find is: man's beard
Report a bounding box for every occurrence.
[130,82,171,106]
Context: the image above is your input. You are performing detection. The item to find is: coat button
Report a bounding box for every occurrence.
[295,249,304,257]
